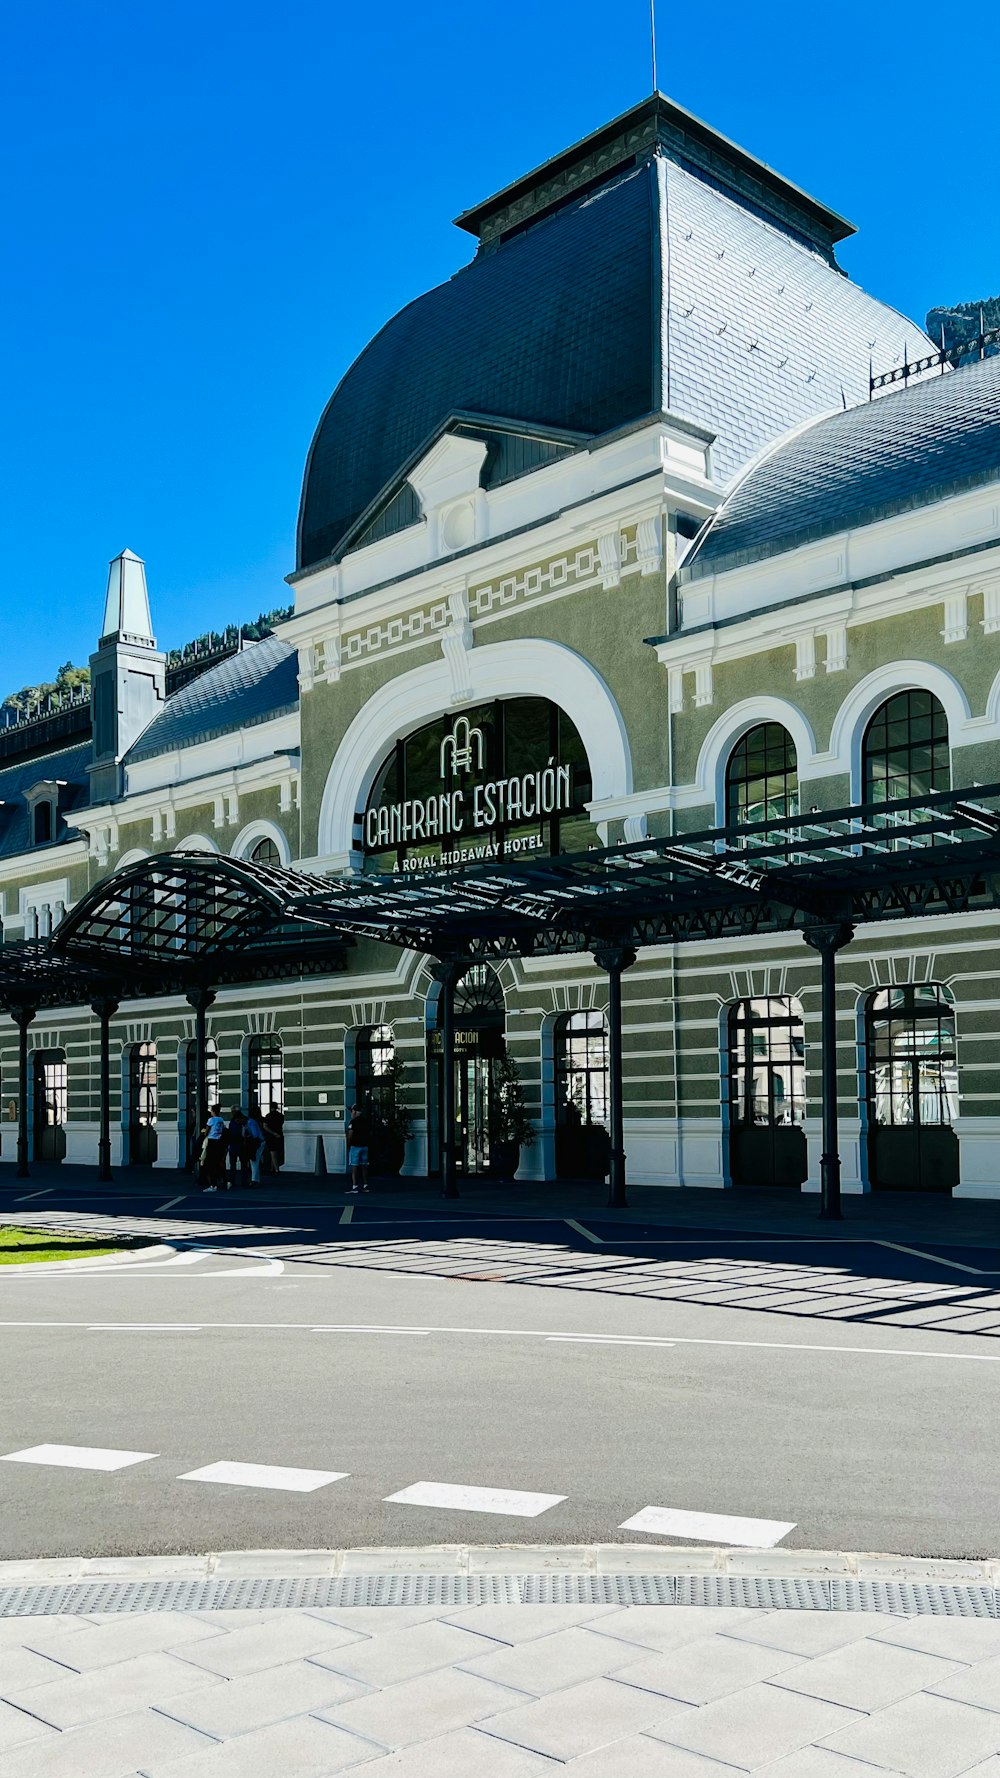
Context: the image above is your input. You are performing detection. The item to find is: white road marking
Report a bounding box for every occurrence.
[877,1241,992,1276]
[620,1505,796,1547]
[13,1191,51,1203]
[312,1326,428,1335]
[340,1205,353,1225]
[88,1324,204,1332]
[179,1460,348,1492]
[546,1335,675,1347]
[155,1196,186,1213]
[0,1320,998,1363]
[385,1481,566,1517]
[0,1443,157,1471]
[565,1219,603,1245]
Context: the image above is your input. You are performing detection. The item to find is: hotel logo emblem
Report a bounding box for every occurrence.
[439,716,485,779]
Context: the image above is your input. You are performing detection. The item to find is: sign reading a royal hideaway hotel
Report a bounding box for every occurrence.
[363,698,592,873]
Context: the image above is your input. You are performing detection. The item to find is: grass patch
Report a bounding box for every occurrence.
[0,1226,144,1265]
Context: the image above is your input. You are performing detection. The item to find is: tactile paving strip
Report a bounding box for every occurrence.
[0,1570,998,1618]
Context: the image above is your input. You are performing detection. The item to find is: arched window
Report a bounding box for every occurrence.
[863,690,949,805]
[454,964,505,1022]
[250,836,281,868]
[726,724,798,832]
[249,1033,283,1113]
[356,1024,394,1117]
[184,1037,218,1120]
[556,1011,609,1128]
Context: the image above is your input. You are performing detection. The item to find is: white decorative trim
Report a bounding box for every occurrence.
[941,588,969,645]
[981,581,1000,635]
[440,585,474,703]
[794,634,816,682]
[598,530,622,589]
[173,833,219,854]
[230,819,292,868]
[317,638,632,862]
[636,516,662,577]
[823,623,848,673]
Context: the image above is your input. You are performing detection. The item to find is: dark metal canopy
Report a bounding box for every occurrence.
[284,782,1000,958]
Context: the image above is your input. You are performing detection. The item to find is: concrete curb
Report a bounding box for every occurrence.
[0,1241,175,1271]
[2,1544,997,1586]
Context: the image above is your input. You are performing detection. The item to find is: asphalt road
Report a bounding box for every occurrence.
[2,1182,1000,1562]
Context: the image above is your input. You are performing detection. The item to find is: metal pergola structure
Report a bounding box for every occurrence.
[3,785,1000,1216]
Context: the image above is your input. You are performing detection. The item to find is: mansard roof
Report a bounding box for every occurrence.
[0,742,91,859]
[297,96,930,572]
[127,635,298,762]
[683,354,1000,580]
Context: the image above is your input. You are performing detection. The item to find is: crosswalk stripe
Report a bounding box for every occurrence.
[0,1443,157,1472]
[385,1481,566,1517]
[620,1505,796,1547]
[178,1460,349,1492]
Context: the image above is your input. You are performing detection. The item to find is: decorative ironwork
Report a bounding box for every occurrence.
[869,324,1000,395]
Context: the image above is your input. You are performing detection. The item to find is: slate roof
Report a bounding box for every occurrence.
[0,742,91,860]
[127,636,298,762]
[684,354,1000,580]
[297,125,930,571]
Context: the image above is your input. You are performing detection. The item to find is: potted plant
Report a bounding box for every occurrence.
[373,1056,413,1176]
[489,1051,535,1179]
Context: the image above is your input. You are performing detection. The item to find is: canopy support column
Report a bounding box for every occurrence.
[186,986,216,1169]
[593,944,637,1210]
[91,998,119,1182]
[803,921,854,1222]
[434,958,464,1201]
[12,1005,36,1179]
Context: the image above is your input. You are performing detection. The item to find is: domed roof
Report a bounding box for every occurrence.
[296,96,932,573]
[683,353,1000,580]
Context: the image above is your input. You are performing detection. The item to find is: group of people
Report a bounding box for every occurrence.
[197,1103,284,1190]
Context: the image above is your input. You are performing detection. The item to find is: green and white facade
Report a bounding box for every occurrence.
[3,93,998,1198]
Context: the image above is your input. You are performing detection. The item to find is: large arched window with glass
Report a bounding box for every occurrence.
[725,724,798,835]
[863,690,950,806]
[866,984,959,1191]
[248,1034,283,1114]
[727,996,807,1187]
[555,1010,610,1179]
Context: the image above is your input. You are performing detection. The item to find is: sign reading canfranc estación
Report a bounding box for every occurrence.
[363,698,593,872]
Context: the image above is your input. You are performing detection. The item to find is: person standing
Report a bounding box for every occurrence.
[203,1104,227,1192]
[347,1102,370,1193]
[226,1107,246,1189]
[263,1104,284,1174]
[245,1106,266,1184]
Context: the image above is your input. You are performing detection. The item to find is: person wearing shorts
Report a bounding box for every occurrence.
[347,1103,370,1193]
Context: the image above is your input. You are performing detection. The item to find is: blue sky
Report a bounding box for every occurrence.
[1,0,997,692]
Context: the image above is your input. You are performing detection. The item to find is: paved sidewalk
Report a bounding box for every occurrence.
[5,1160,1000,1248]
[4,1555,1000,1775]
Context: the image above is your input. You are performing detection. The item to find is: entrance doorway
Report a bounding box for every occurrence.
[182,1037,218,1166]
[555,1011,611,1179]
[430,964,506,1176]
[866,985,959,1191]
[32,1049,67,1163]
[128,1041,158,1166]
[727,997,807,1187]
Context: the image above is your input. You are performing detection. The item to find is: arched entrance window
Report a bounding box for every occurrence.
[32,1048,67,1163]
[727,997,807,1187]
[128,1042,157,1166]
[430,964,506,1177]
[863,691,949,805]
[249,836,281,868]
[866,984,959,1191]
[726,724,798,834]
[555,1010,610,1179]
[249,1033,283,1114]
[182,1037,218,1161]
